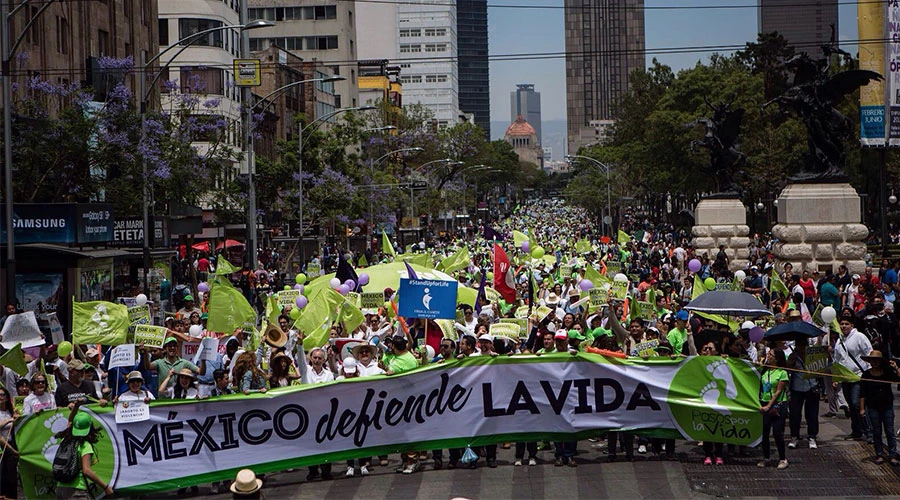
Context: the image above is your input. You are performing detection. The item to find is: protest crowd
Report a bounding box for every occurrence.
[3,198,900,498]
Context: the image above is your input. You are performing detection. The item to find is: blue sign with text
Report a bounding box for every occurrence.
[398,278,458,319]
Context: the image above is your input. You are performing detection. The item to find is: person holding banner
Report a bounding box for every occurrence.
[55,360,104,410]
[22,374,55,416]
[115,371,155,404]
[159,368,201,401]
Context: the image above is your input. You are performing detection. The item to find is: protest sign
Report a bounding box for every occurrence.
[346,292,361,309]
[514,306,530,319]
[128,305,151,325]
[606,261,622,275]
[192,337,220,364]
[532,305,553,321]
[489,322,520,339]
[804,345,829,379]
[277,290,300,308]
[306,263,321,279]
[589,288,608,306]
[108,344,136,370]
[47,313,65,345]
[628,273,640,284]
[559,265,572,280]
[609,283,627,301]
[133,325,167,349]
[499,318,528,337]
[0,312,44,349]
[115,400,150,424]
[16,355,762,497]
[361,292,382,310]
[635,339,660,357]
[398,278,458,320]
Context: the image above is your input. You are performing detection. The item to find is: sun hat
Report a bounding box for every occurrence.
[177,368,197,379]
[230,469,263,496]
[545,293,561,305]
[351,342,377,357]
[72,412,93,437]
[861,350,885,363]
[126,370,144,383]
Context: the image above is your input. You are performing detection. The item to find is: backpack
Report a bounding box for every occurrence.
[52,435,83,483]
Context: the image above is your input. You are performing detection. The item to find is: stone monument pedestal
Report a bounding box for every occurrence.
[771,182,867,274]
[691,197,750,271]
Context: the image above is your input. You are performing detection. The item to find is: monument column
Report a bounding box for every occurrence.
[691,196,750,271]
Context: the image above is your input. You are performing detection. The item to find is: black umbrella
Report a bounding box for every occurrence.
[684,291,772,318]
[763,321,824,342]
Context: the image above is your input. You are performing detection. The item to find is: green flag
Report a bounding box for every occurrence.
[584,264,609,288]
[770,272,789,297]
[297,288,345,350]
[629,295,643,323]
[337,298,365,333]
[692,274,706,301]
[0,343,27,377]
[215,257,239,276]
[831,362,861,383]
[440,247,470,274]
[265,293,282,327]
[401,252,431,268]
[512,230,529,248]
[207,279,258,334]
[72,300,130,345]
[617,230,631,245]
[358,254,369,267]
[731,275,743,292]
[382,232,396,256]
[575,238,592,254]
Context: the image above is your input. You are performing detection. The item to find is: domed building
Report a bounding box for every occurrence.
[504,115,544,167]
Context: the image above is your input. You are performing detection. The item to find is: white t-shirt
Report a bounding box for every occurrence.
[165,386,199,400]
[358,360,385,377]
[23,392,55,415]
[308,367,334,384]
[119,390,155,402]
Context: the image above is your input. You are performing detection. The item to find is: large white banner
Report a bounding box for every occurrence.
[17,354,761,497]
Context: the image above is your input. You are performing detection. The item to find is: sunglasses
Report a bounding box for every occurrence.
[33,380,46,384]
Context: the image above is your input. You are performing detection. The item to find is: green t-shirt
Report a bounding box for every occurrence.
[761,368,789,403]
[152,357,199,383]
[536,346,556,355]
[666,327,687,355]
[59,440,96,491]
[389,352,418,374]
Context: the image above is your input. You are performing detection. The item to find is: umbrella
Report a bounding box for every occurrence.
[191,241,210,252]
[216,239,245,250]
[305,261,478,305]
[762,321,824,342]
[684,291,772,318]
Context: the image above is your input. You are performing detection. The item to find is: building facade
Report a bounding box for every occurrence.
[6,0,158,108]
[247,0,359,109]
[758,0,838,57]
[564,0,644,154]
[505,115,543,168]
[457,0,490,136]
[510,83,542,144]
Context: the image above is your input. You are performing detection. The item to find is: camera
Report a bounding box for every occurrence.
[45,362,55,373]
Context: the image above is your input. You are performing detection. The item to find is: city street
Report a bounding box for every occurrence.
[183,402,900,499]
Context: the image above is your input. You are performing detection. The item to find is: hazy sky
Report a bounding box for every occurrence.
[488,0,860,123]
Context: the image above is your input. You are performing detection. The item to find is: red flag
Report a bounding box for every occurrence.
[493,243,517,303]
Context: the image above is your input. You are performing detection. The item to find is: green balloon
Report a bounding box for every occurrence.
[284,285,292,291]
[57,341,73,357]
[704,277,716,291]
[486,272,494,281]
[531,246,545,259]
[289,307,301,320]
[295,273,307,285]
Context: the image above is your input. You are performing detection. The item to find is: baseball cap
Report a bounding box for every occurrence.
[852,274,861,280]
[67,359,85,371]
[164,337,178,346]
[740,320,755,331]
[342,357,358,374]
[567,329,586,341]
[675,310,689,321]
[554,330,568,340]
[84,348,100,358]
[478,334,494,343]
[184,295,194,302]
[72,412,92,437]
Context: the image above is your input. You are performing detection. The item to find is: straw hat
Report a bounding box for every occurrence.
[230,469,262,495]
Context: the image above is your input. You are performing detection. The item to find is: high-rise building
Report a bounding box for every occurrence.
[247,0,359,109]
[758,0,838,57]
[564,0,644,153]
[357,0,463,128]
[510,84,541,144]
[457,0,490,136]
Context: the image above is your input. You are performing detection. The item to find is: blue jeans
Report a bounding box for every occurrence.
[554,441,576,460]
[867,407,898,458]
[842,382,872,438]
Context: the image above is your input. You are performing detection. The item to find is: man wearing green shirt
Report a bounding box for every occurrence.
[147,337,204,390]
[667,310,689,355]
[386,334,423,475]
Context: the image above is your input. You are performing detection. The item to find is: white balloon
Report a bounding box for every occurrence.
[189,325,203,338]
[329,277,341,289]
[135,293,148,306]
[734,270,746,281]
[614,273,628,282]
[821,306,837,324]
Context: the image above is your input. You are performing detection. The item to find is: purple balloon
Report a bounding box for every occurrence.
[197,282,209,293]
[293,284,303,291]
[295,296,308,309]
[358,273,370,286]
[338,284,350,296]
[521,241,530,253]
[688,259,701,273]
[345,279,356,290]
[579,279,594,291]
[748,326,765,343]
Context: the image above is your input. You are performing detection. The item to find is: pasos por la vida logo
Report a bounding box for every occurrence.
[20,410,116,497]
[667,357,762,446]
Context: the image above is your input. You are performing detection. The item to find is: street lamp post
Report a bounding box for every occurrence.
[567,154,612,236]
[138,19,273,295]
[367,146,423,250]
[296,105,375,270]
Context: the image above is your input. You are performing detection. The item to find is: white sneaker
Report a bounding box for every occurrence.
[528,458,537,466]
[360,465,369,476]
[514,460,523,466]
[402,462,420,474]
[777,459,789,470]
[638,444,647,454]
[346,466,355,477]
[808,438,818,449]
[788,438,799,449]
